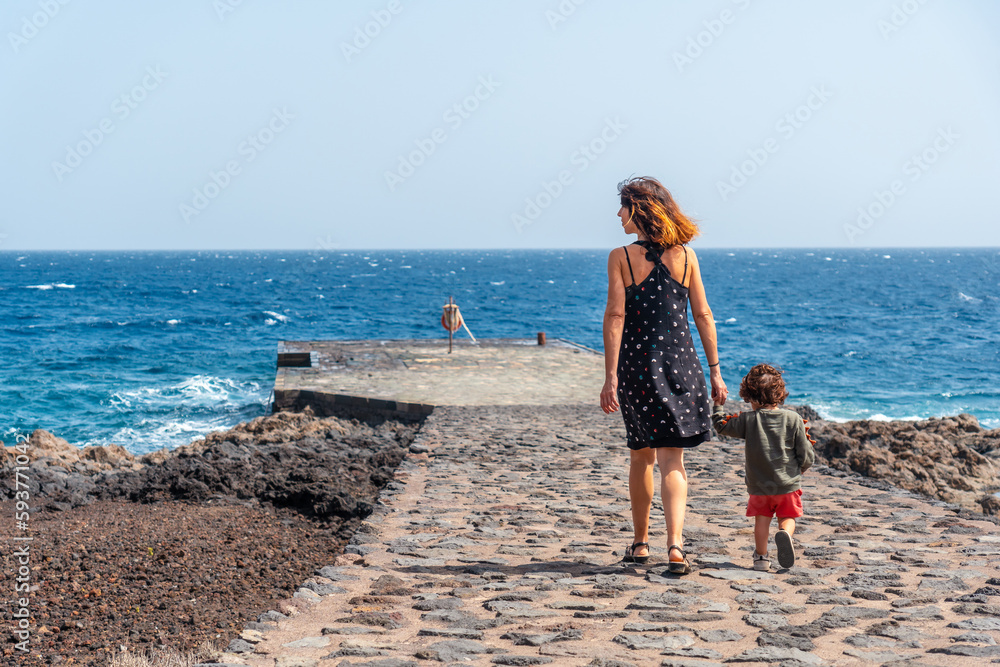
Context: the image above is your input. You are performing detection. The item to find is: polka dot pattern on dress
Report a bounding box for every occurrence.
[616,241,712,450]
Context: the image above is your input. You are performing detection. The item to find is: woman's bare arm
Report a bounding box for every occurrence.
[601,248,627,413]
[686,249,728,403]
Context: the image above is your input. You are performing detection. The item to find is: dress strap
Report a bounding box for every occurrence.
[622,246,636,286]
[680,246,689,286]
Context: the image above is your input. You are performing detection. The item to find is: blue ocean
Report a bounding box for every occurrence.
[2,249,997,454]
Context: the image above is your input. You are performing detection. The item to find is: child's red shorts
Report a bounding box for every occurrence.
[746,489,803,518]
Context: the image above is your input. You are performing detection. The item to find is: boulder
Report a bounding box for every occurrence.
[82,444,135,467]
[27,430,82,466]
[809,414,1000,511]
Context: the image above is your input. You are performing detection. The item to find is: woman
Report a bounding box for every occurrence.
[600,176,727,574]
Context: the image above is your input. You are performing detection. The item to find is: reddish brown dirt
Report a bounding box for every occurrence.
[1,498,352,666]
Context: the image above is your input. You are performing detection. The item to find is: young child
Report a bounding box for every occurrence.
[712,364,815,571]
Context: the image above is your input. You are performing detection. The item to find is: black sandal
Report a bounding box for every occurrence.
[667,545,691,574]
[624,542,650,564]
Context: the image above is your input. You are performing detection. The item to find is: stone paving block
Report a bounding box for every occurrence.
[612,633,696,650]
[728,647,823,664]
[228,404,1000,667]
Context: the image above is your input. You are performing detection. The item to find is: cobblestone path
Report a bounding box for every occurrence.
[216,405,1000,667]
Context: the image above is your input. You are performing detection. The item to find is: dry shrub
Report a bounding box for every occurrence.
[106,638,225,667]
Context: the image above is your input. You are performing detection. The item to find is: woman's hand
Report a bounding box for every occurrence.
[710,367,728,405]
[601,376,620,414]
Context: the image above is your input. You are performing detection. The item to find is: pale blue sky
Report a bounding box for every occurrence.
[2,0,998,250]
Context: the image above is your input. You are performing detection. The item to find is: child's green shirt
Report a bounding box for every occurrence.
[711,405,816,496]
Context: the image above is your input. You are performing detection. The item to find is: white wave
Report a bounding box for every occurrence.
[25,283,74,290]
[101,416,252,454]
[262,310,290,322]
[958,292,980,303]
[400,265,412,269]
[26,284,53,290]
[810,401,949,425]
[724,317,737,323]
[98,376,272,451]
[265,318,278,326]
[844,350,856,357]
[490,281,505,286]
[868,413,922,422]
[111,375,263,409]
[166,319,181,325]
[883,255,891,259]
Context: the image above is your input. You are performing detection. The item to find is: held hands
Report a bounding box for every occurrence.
[710,367,728,406]
[600,376,619,414]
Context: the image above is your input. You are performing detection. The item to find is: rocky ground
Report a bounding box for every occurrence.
[805,412,1000,515]
[2,402,999,666]
[230,404,1000,667]
[0,409,419,666]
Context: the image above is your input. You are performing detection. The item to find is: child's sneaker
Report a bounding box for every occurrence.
[753,551,770,571]
[774,529,795,569]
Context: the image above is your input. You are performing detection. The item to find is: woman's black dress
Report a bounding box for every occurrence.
[616,240,712,450]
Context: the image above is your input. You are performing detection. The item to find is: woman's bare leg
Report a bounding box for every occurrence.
[656,447,687,559]
[628,448,656,558]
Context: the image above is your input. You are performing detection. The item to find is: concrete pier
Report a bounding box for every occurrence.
[272,338,604,419]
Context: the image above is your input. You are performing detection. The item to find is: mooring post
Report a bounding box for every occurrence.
[537,332,546,346]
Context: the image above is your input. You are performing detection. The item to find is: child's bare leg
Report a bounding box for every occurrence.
[777,517,796,537]
[754,515,771,555]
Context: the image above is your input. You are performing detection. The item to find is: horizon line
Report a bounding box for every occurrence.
[0,246,998,253]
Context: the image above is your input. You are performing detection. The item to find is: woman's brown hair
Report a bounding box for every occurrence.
[739,363,790,407]
[617,176,700,246]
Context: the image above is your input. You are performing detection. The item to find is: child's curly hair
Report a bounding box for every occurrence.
[739,363,789,407]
